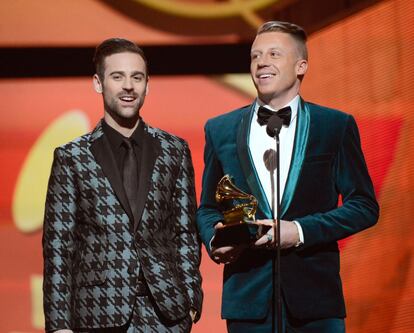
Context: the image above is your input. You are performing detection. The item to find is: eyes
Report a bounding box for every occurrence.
[111,73,122,80]
[251,53,260,60]
[251,50,282,61]
[270,50,282,57]
[110,73,145,82]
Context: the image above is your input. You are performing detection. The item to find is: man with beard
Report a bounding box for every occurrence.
[42,38,202,333]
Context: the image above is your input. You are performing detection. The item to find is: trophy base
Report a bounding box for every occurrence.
[212,222,271,248]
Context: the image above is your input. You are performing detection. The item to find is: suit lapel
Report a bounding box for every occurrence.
[89,122,134,223]
[236,103,272,218]
[133,124,160,233]
[280,98,310,216]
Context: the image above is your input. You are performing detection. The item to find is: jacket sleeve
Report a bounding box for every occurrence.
[296,115,379,249]
[42,147,77,331]
[173,142,203,321]
[196,121,225,255]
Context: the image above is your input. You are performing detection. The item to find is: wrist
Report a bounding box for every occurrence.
[292,220,304,247]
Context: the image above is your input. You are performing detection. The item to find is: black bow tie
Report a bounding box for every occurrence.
[257,106,292,127]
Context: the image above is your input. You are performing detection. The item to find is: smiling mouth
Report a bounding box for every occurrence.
[119,96,137,102]
[257,74,275,79]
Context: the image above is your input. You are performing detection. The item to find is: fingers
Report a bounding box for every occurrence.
[218,256,238,265]
[212,253,238,264]
[212,245,235,255]
[254,230,274,249]
[211,246,229,263]
[255,219,275,226]
[214,222,224,229]
[211,245,243,264]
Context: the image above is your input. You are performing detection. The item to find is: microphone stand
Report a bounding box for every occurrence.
[266,115,283,333]
[274,132,282,333]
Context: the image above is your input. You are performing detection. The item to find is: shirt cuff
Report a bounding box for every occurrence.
[209,236,215,251]
[292,220,304,247]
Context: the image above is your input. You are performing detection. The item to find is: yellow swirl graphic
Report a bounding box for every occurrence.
[12,110,90,233]
[133,0,278,19]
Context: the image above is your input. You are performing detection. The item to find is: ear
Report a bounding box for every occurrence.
[93,74,103,94]
[145,77,150,96]
[296,59,308,76]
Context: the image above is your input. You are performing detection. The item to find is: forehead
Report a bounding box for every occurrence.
[103,52,146,74]
[251,31,297,52]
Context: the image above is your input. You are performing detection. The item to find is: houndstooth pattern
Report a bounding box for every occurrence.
[43,122,202,331]
[127,295,192,333]
[138,127,202,321]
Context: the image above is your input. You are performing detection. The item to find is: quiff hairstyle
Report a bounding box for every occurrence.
[93,38,148,81]
[257,21,308,60]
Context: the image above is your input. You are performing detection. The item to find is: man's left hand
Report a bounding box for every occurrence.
[254,219,299,249]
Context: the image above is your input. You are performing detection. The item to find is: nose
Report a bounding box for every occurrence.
[122,78,133,91]
[258,54,270,67]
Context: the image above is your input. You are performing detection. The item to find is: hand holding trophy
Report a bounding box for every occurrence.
[212,175,270,248]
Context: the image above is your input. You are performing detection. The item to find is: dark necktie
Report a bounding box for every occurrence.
[122,138,139,223]
[257,106,292,126]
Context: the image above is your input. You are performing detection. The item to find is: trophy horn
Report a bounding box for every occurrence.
[215,175,257,226]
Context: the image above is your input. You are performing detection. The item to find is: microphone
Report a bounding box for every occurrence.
[265,114,283,333]
[263,149,277,172]
[266,114,283,138]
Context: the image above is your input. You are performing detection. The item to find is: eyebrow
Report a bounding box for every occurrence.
[131,71,146,76]
[251,47,283,55]
[109,70,146,76]
[265,47,283,53]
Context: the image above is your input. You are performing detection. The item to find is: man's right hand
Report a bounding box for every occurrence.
[211,222,246,264]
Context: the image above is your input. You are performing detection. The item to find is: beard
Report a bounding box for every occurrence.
[103,92,144,128]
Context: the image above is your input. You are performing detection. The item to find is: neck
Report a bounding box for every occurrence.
[260,85,300,110]
[104,112,140,137]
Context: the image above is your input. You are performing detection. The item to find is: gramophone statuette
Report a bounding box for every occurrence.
[215,174,257,226]
[212,174,271,247]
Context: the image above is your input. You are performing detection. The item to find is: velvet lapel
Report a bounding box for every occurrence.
[236,103,272,218]
[133,124,160,233]
[89,121,134,223]
[280,98,310,216]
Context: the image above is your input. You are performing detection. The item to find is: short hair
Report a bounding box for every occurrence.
[93,38,148,80]
[257,21,308,60]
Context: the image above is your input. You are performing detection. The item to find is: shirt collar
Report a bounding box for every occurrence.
[102,118,144,150]
[254,95,300,122]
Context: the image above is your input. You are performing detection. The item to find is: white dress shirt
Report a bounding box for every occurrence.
[249,95,304,244]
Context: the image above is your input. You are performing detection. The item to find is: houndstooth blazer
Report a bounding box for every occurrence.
[42,120,203,331]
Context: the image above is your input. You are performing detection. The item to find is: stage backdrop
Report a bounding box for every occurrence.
[0,1,413,332]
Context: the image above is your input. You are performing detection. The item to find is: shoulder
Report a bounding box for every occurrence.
[304,101,351,122]
[304,100,357,134]
[303,101,360,143]
[54,132,92,157]
[205,104,252,130]
[147,125,188,150]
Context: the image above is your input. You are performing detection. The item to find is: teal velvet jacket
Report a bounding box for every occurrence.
[196,99,379,320]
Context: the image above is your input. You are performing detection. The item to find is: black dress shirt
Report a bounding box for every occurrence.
[102,119,144,187]
[102,119,150,291]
